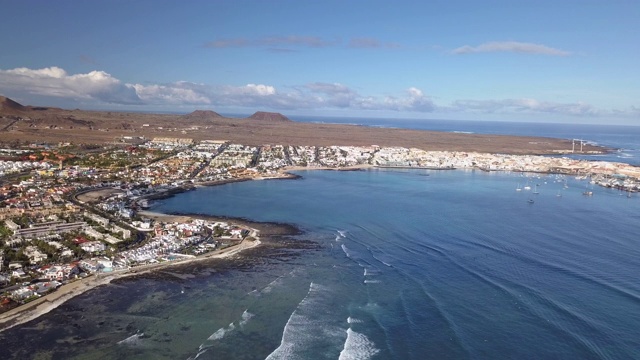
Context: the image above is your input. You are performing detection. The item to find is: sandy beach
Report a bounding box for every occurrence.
[0,217,264,333]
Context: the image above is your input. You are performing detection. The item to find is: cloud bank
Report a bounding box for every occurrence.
[1,66,620,119]
[0,67,435,113]
[1,66,140,104]
[451,98,597,116]
[452,41,571,56]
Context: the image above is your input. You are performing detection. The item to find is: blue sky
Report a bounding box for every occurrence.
[0,0,638,124]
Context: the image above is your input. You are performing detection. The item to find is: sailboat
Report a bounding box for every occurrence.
[533,184,540,194]
[516,183,522,191]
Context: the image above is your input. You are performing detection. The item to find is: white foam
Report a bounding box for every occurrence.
[341,244,352,258]
[191,348,208,359]
[339,328,380,360]
[260,274,286,294]
[364,268,379,276]
[347,317,363,324]
[266,283,316,359]
[364,280,380,284]
[117,331,144,346]
[338,230,347,238]
[207,322,235,341]
[189,309,256,358]
[371,253,392,267]
[239,310,254,327]
[266,283,344,359]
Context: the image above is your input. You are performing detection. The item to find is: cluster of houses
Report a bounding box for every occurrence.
[0,159,50,177]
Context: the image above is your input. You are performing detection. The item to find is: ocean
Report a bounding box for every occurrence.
[1,119,639,360]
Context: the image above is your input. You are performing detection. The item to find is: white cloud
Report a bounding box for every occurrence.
[452,41,571,56]
[2,66,620,120]
[379,87,435,112]
[132,82,211,104]
[451,98,597,116]
[243,84,276,96]
[305,82,354,95]
[7,67,68,78]
[0,66,140,104]
[0,67,438,113]
[303,82,358,108]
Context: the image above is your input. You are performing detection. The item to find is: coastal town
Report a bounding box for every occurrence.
[0,136,639,319]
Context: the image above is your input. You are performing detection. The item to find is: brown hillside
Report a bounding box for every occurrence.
[248,111,290,122]
[0,96,27,114]
[182,110,225,121]
[0,99,606,155]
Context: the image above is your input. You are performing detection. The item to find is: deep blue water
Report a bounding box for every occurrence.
[150,169,640,360]
[1,121,639,359]
[4,169,635,359]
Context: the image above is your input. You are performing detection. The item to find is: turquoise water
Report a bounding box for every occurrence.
[1,169,639,359]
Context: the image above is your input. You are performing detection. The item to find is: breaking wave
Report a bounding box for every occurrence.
[339,328,380,360]
[117,331,144,346]
[265,282,344,359]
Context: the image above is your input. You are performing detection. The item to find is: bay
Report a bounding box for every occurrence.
[3,168,638,359]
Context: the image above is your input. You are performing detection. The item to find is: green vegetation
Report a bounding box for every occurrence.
[0,224,12,238]
[65,147,163,170]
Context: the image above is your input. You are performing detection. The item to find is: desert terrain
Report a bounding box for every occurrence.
[0,96,601,154]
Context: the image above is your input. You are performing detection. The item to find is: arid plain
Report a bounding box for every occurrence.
[0,96,602,154]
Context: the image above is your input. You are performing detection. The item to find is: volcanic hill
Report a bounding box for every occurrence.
[182,110,225,121]
[248,111,290,122]
[0,96,27,114]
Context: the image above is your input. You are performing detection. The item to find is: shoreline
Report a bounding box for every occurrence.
[1,157,636,333]
[0,211,300,333]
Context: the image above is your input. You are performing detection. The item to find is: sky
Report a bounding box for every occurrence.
[0,0,638,125]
